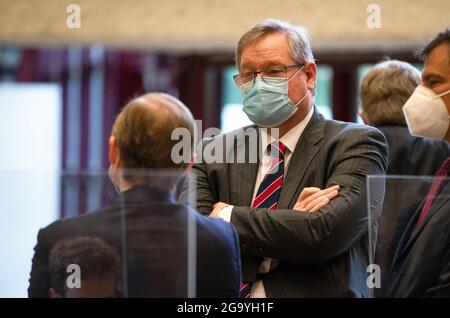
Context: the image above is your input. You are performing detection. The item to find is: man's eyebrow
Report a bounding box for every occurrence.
[422,72,444,81]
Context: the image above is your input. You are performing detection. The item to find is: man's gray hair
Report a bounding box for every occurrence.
[235,19,314,69]
[359,60,421,127]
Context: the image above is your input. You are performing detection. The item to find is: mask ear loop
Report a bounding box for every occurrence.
[439,90,450,120]
[288,65,304,82]
[432,89,450,120]
[293,91,308,107]
[436,89,450,98]
[288,65,308,107]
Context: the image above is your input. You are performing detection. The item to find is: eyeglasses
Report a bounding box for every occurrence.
[233,64,304,88]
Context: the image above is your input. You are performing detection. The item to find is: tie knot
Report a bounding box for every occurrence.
[269,141,287,158]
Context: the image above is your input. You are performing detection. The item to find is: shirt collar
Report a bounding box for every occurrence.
[260,106,314,155]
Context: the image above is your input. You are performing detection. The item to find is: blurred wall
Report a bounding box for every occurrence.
[0,0,449,53]
[0,83,61,297]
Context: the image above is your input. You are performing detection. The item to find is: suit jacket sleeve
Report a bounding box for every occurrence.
[424,229,450,297]
[225,222,243,297]
[28,228,51,298]
[196,218,242,297]
[177,141,218,216]
[230,128,387,266]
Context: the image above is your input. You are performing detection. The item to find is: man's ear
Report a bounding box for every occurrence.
[49,288,63,298]
[181,155,194,177]
[304,62,317,91]
[358,110,369,125]
[109,136,118,165]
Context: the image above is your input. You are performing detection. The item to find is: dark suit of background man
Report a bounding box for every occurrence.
[384,29,450,297]
[179,19,388,297]
[358,60,450,293]
[28,93,242,298]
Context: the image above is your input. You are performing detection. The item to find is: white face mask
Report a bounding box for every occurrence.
[402,85,450,140]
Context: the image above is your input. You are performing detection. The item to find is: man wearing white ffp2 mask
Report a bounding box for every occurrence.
[385,29,450,298]
[402,31,450,141]
[402,85,450,140]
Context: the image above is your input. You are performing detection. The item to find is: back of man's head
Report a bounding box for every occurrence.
[359,60,421,127]
[111,93,195,173]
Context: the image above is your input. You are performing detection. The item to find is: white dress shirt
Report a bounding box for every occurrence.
[219,106,314,297]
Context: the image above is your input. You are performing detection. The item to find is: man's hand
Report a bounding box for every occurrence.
[294,185,340,212]
[209,202,229,218]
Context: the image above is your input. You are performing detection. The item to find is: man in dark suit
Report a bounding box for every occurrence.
[385,29,450,297]
[358,60,450,293]
[28,93,241,298]
[179,19,388,297]
[384,29,450,297]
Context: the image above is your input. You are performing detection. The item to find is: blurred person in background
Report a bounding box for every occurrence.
[29,93,242,298]
[48,236,120,298]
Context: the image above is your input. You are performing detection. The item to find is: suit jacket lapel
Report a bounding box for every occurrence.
[392,201,423,264]
[278,108,325,209]
[229,125,260,206]
[395,182,450,263]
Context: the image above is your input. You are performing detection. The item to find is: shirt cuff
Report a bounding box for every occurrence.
[218,205,234,222]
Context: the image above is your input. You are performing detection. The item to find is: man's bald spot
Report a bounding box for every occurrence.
[132,93,194,130]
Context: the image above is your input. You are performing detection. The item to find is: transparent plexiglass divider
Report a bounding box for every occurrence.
[117,169,197,298]
[366,175,445,297]
[0,169,197,298]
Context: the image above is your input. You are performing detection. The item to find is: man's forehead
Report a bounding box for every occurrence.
[423,44,450,76]
[422,63,444,79]
[240,34,293,69]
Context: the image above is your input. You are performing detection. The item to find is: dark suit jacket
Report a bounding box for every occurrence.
[378,125,450,176]
[384,182,450,297]
[373,126,450,295]
[179,108,388,297]
[28,186,241,298]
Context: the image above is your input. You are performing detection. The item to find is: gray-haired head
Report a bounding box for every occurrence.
[235,19,314,70]
[359,60,421,127]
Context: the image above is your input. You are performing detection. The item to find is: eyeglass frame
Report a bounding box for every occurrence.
[233,63,305,88]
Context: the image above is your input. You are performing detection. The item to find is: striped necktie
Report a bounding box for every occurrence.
[252,141,287,210]
[240,141,287,297]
